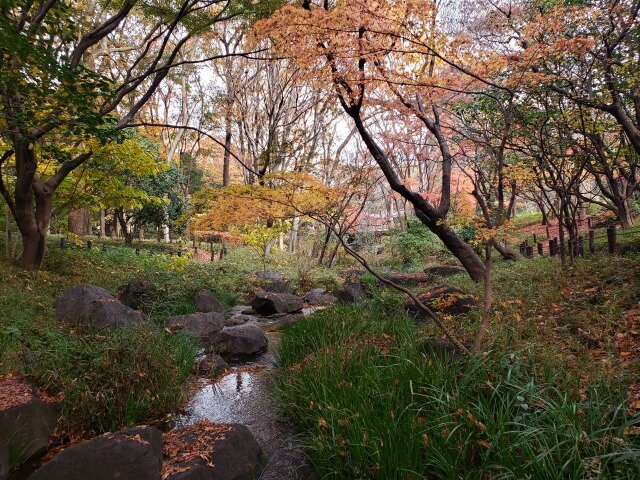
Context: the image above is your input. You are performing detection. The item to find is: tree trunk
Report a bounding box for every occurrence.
[113,210,120,238]
[493,241,524,261]
[15,189,52,270]
[558,205,566,267]
[4,207,9,258]
[540,207,549,226]
[318,225,331,265]
[99,209,106,236]
[222,110,232,187]
[414,210,486,282]
[472,242,493,354]
[327,238,340,267]
[115,209,133,244]
[68,206,92,236]
[289,213,300,253]
[6,146,53,270]
[614,197,634,228]
[264,238,275,259]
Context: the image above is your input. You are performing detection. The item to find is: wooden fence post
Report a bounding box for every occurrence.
[607,226,617,255]
[87,240,92,250]
[589,229,595,254]
[533,233,538,244]
[526,245,534,258]
[549,238,556,256]
[537,242,543,255]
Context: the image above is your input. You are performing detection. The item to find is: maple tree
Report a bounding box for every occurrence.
[257,0,492,281]
[516,0,640,156]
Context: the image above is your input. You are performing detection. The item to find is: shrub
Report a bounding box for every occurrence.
[392,218,438,264]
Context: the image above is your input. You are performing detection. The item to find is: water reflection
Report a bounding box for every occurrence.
[172,331,316,480]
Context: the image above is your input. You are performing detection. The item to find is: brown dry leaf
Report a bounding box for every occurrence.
[623,426,640,436]
[0,374,33,410]
[123,433,149,445]
[477,439,491,449]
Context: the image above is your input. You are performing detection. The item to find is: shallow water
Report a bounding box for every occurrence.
[172,331,317,480]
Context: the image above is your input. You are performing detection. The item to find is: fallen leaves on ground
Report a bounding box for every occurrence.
[0,374,33,410]
[162,420,234,479]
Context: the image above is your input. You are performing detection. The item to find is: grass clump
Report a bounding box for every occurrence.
[27,325,195,434]
[277,302,640,479]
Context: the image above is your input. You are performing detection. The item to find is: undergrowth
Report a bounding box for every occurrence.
[277,302,640,479]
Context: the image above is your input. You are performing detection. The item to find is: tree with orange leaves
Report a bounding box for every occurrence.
[257,0,489,281]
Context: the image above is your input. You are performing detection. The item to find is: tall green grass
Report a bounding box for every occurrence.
[276,302,640,479]
[26,325,195,434]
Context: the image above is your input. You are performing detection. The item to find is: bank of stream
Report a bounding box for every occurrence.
[172,330,317,480]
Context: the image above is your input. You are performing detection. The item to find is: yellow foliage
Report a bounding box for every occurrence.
[191,172,341,232]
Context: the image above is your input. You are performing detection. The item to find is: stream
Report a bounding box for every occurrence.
[172,331,317,480]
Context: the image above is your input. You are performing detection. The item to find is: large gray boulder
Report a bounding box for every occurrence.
[263,280,293,295]
[304,288,326,302]
[165,312,225,347]
[335,281,368,304]
[306,294,338,306]
[254,271,285,282]
[87,300,149,329]
[225,314,255,326]
[28,426,163,480]
[0,443,8,480]
[165,423,265,480]
[251,292,303,315]
[305,288,337,306]
[117,278,157,310]
[196,353,229,378]
[194,291,224,313]
[405,286,478,317]
[53,284,113,320]
[0,397,58,465]
[54,284,148,329]
[211,325,268,358]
